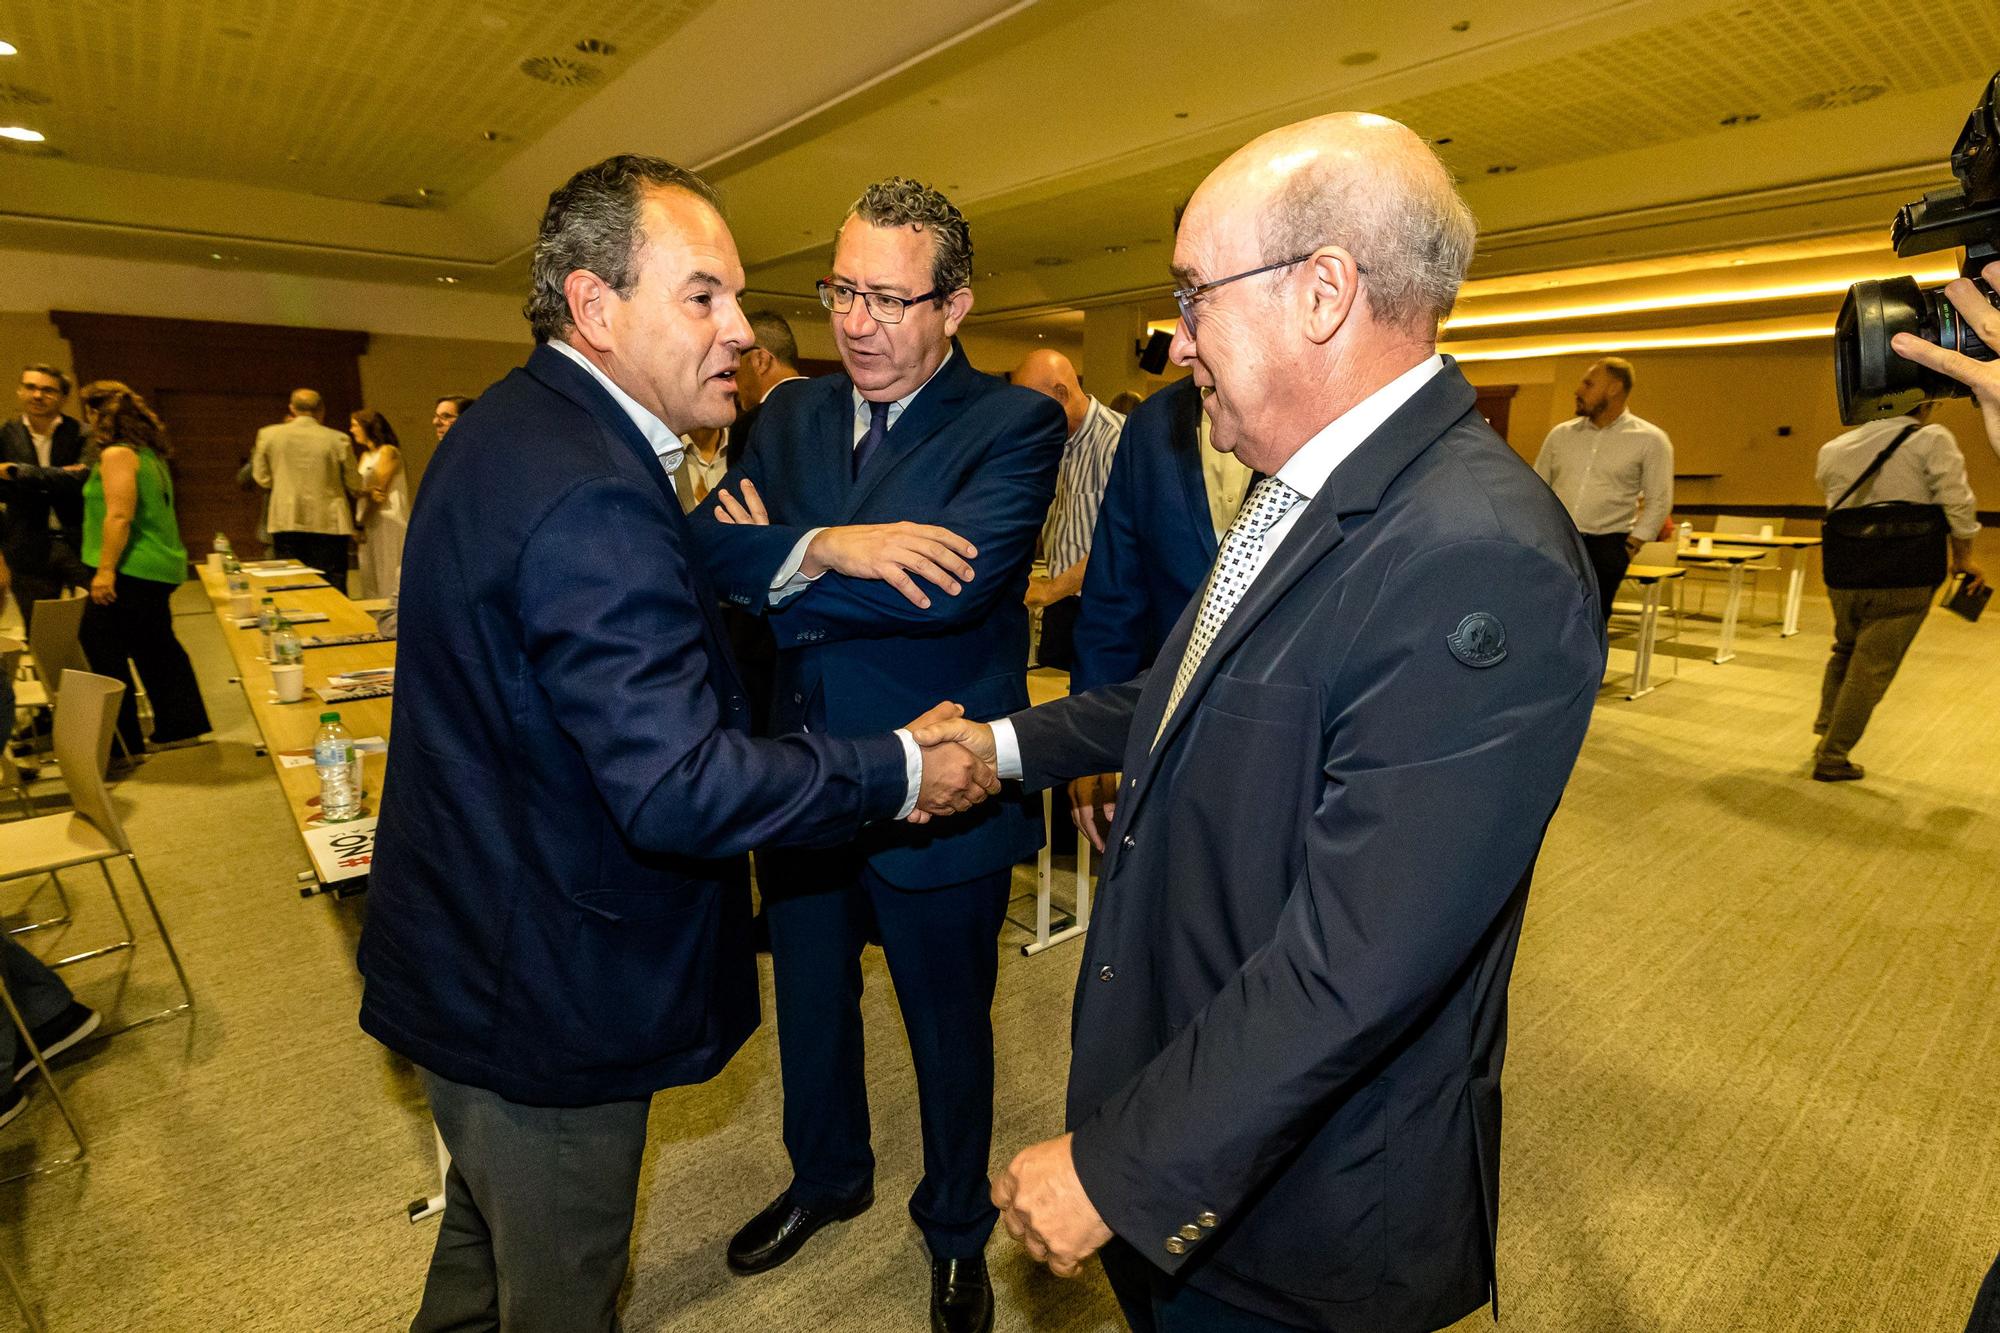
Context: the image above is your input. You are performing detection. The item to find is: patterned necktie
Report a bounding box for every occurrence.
[1155,476,1306,744]
[852,400,891,479]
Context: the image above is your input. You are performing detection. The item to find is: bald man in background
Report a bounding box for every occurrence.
[252,388,363,581]
[1013,349,1123,671]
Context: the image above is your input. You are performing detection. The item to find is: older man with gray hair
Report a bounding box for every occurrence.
[916,112,1606,1332]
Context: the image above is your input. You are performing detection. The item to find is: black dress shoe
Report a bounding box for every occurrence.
[930,1254,993,1333]
[726,1187,872,1274]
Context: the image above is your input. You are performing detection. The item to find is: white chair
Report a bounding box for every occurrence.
[0,637,71,941]
[0,671,194,1033]
[1610,541,1685,689]
[1694,514,1785,619]
[0,968,87,1187]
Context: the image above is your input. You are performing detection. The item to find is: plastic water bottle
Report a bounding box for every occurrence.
[214,532,232,560]
[270,617,302,667]
[1677,521,1693,552]
[257,596,278,659]
[314,712,360,821]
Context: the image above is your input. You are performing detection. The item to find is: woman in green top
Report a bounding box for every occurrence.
[75,381,210,753]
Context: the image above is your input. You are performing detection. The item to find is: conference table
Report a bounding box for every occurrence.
[1684,531,1823,637]
[1617,563,1687,699]
[1673,544,1768,664]
[194,561,393,896]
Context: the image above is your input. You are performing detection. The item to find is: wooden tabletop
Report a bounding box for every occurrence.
[1625,564,1688,581]
[1686,532,1822,548]
[196,564,395,831]
[1676,546,1769,564]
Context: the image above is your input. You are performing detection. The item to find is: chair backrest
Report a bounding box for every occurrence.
[0,638,22,795]
[1713,513,1787,536]
[51,670,127,850]
[1634,541,1679,567]
[27,598,89,702]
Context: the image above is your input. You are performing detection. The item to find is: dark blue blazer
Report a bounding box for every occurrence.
[1070,377,1215,694]
[693,345,1065,889]
[0,415,88,569]
[359,344,909,1108]
[1010,363,1606,1332]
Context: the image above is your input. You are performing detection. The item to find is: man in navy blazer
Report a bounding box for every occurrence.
[694,178,1064,1333]
[358,156,997,1333]
[1063,373,1252,846]
[919,116,1605,1332]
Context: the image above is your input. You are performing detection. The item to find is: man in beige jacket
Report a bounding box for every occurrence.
[252,388,362,580]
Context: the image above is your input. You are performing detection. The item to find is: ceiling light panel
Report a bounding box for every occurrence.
[1,0,716,204]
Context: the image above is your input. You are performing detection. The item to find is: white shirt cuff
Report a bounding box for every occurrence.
[991,717,1024,782]
[892,728,922,820]
[769,528,830,605]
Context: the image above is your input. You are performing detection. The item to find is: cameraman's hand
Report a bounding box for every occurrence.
[1893,259,2000,450]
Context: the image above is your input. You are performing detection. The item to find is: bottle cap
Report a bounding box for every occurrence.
[319,711,339,723]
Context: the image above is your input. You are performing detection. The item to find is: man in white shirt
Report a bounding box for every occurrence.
[1810,404,1984,781]
[1533,357,1674,620]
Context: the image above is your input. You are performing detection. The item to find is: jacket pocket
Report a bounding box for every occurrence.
[557,888,717,1066]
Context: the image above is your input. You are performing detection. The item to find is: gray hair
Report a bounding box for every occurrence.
[747,310,799,367]
[526,154,721,344]
[844,177,973,296]
[1258,140,1476,337]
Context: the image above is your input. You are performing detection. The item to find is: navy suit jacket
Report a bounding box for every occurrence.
[359,344,909,1107]
[0,415,88,571]
[1070,377,1215,693]
[693,344,1065,889]
[1010,362,1606,1332]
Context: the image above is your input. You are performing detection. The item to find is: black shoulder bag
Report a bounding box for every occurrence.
[1821,424,1949,590]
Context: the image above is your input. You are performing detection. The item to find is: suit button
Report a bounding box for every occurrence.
[1196,1211,1218,1228]
[1097,965,1114,982]
[1121,834,1135,849]
[1164,1237,1187,1256]
[1178,1224,1201,1241]
[792,693,804,704]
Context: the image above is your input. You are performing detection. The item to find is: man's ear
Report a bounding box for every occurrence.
[564,269,616,353]
[1301,248,1362,347]
[941,287,974,337]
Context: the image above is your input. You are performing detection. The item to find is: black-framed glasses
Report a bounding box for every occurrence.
[817,279,944,325]
[18,382,60,396]
[1172,250,1364,337]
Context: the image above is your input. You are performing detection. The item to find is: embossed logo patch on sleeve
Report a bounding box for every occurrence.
[1446,612,1508,668]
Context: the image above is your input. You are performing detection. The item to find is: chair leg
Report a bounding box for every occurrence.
[0,973,86,1184]
[119,855,195,1023]
[0,1249,44,1333]
[44,862,134,970]
[5,873,73,938]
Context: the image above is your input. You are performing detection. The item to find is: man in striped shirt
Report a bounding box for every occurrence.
[1013,349,1125,670]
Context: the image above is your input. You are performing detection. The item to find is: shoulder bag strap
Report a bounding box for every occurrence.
[1829,423,1920,513]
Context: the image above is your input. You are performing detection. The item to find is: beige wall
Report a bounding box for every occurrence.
[357,334,529,484]
[1461,342,2000,512]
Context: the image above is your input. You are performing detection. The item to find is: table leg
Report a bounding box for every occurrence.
[1024,790,1090,956]
[1714,564,1745,663]
[407,1122,450,1222]
[1628,580,1661,699]
[1781,553,1805,637]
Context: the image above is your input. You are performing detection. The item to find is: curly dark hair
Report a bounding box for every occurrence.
[845,177,973,296]
[524,155,722,343]
[78,380,171,459]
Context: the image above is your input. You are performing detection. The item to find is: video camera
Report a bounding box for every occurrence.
[1835,72,2000,425]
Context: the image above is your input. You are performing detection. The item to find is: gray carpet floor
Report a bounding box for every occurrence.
[0,583,1995,1332]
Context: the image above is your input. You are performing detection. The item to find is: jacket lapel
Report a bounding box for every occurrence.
[1127,361,1480,788]
[523,345,746,698]
[1168,381,1218,560]
[841,342,980,520]
[525,344,681,515]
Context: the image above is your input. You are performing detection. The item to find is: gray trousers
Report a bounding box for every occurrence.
[0,937,74,1069]
[1815,585,1936,766]
[412,1070,651,1333]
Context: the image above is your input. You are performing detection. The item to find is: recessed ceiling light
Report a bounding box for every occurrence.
[1340,51,1379,66]
[1719,112,1761,127]
[1173,111,1189,119]
[0,41,17,57]
[1485,163,1517,174]
[436,276,460,285]
[0,125,43,142]
[1104,244,1128,254]
[480,129,511,143]
[1450,19,1471,32]
[574,37,617,56]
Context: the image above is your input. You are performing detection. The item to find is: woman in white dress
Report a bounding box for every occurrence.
[349,410,409,601]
